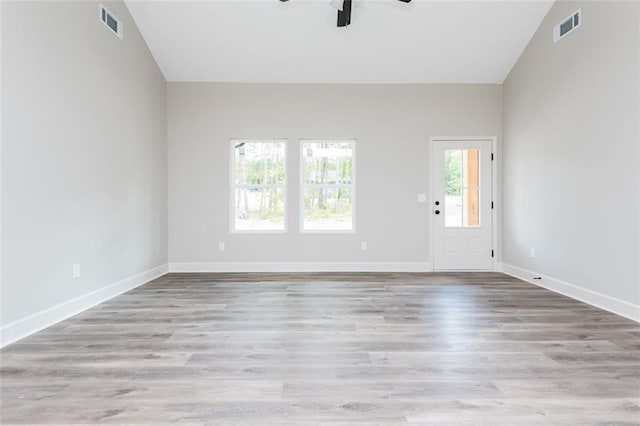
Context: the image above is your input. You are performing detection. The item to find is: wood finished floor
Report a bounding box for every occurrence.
[1,272,639,425]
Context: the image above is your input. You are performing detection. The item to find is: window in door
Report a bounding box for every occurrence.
[444,149,480,228]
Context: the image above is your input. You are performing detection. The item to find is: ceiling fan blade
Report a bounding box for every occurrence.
[337,0,351,27]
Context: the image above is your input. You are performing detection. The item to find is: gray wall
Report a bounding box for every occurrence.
[1,1,168,326]
[168,83,501,266]
[503,1,639,304]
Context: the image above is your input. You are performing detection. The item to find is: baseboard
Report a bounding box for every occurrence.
[499,263,640,322]
[169,262,433,273]
[0,264,169,348]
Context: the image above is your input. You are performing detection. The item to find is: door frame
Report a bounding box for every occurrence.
[429,136,498,271]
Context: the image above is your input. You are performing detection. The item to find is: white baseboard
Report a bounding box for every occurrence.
[0,264,169,348]
[169,262,433,273]
[499,263,640,322]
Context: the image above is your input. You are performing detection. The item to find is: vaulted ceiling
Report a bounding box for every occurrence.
[125,0,554,84]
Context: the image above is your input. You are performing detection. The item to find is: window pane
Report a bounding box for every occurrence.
[463,187,479,226]
[303,187,353,231]
[302,142,353,185]
[234,141,286,186]
[445,150,462,196]
[232,140,286,231]
[234,187,285,231]
[445,190,462,228]
[445,149,480,228]
[301,140,354,231]
[462,149,480,227]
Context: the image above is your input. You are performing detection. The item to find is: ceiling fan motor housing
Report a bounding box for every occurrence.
[280,0,412,28]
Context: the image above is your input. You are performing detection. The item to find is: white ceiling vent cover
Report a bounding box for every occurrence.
[554,9,581,43]
[100,5,123,39]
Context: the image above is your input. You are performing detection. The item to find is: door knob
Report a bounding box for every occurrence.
[435,210,440,215]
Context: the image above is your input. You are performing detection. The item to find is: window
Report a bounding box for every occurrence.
[444,149,480,228]
[301,140,355,232]
[231,140,286,232]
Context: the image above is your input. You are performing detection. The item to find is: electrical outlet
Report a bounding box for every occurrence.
[218,242,226,252]
[530,248,536,258]
[361,241,368,251]
[72,264,81,279]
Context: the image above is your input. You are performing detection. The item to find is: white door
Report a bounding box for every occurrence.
[432,139,493,270]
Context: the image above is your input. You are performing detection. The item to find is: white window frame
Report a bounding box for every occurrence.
[299,139,356,233]
[230,139,287,233]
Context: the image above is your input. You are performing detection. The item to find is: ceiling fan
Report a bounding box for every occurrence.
[279,0,413,28]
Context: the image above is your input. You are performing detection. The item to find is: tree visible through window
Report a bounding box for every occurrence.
[232,140,286,231]
[301,141,354,231]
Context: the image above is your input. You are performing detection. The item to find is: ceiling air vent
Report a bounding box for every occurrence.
[554,9,581,43]
[100,4,123,39]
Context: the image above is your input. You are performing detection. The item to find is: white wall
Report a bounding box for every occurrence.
[1,1,168,342]
[168,83,501,269]
[502,1,640,315]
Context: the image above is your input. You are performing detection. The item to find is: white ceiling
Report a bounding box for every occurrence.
[125,0,554,84]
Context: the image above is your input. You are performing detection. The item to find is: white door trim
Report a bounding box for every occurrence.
[429,136,498,272]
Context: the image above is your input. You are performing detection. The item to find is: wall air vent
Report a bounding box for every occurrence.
[100,5,123,39]
[554,9,581,43]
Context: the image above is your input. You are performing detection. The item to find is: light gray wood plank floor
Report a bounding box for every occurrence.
[1,272,639,425]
